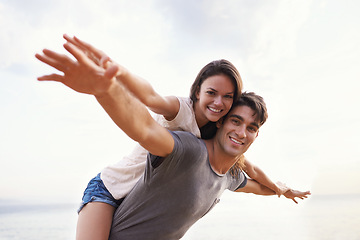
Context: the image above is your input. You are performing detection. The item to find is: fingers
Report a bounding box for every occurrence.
[63,34,80,47]
[104,65,119,79]
[291,191,311,204]
[37,73,64,82]
[63,41,105,72]
[100,55,111,68]
[35,49,73,73]
[42,49,73,64]
[63,34,110,67]
[298,191,311,198]
[74,35,105,59]
[64,34,105,59]
[63,34,98,64]
[63,42,93,65]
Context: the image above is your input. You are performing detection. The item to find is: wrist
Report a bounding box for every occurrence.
[94,77,119,99]
[115,64,129,79]
[275,181,289,195]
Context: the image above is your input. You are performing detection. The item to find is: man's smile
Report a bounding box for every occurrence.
[229,136,243,145]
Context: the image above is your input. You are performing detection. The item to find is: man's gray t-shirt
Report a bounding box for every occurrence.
[109,131,247,240]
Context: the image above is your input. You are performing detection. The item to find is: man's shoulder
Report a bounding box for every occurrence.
[170,131,205,151]
[170,130,199,141]
[167,131,208,166]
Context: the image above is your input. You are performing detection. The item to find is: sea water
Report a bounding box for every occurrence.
[0,202,77,240]
[182,193,360,240]
[1,194,359,240]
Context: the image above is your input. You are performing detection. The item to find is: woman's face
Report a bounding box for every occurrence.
[195,74,235,126]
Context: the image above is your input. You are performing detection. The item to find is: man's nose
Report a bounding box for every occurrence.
[236,124,246,138]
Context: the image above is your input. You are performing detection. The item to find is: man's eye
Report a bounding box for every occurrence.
[248,127,257,132]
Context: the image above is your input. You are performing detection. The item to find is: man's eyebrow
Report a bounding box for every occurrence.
[229,114,260,129]
[229,114,242,120]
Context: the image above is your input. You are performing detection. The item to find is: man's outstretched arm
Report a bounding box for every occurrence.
[95,82,174,157]
[36,41,174,157]
[243,158,288,197]
[236,179,311,203]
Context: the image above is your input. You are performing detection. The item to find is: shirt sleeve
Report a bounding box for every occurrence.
[228,171,248,191]
[235,177,248,190]
[152,97,201,138]
[147,131,203,179]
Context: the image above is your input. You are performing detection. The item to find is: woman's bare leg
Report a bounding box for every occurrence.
[76,202,116,240]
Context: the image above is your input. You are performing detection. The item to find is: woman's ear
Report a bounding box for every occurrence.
[195,86,200,100]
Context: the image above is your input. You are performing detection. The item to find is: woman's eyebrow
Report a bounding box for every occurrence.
[206,87,234,95]
[206,87,218,92]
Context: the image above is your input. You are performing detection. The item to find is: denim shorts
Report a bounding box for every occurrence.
[77,173,124,213]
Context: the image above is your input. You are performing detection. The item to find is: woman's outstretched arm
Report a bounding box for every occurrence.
[63,34,180,121]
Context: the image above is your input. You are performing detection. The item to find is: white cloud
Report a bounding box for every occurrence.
[246,0,313,77]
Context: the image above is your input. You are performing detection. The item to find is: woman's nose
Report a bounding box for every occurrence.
[213,96,222,106]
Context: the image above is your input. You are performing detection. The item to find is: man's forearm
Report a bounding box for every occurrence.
[95,81,174,157]
[95,81,153,143]
[237,179,276,195]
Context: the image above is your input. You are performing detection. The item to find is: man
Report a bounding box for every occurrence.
[108,92,283,239]
[35,40,310,239]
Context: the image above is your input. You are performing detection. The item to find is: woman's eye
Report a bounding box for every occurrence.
[206,91,215,95]
[224,95,233,99]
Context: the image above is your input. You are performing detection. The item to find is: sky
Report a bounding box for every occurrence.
[0,0,359,204]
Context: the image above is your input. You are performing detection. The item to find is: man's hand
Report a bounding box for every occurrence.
[35,42,119,97]
[283,189,311,204]
[63,34,114,70]
[275,181,290,197]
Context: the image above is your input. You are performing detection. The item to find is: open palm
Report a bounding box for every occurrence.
[35,42,118,97]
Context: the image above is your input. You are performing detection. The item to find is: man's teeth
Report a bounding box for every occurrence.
[230,137,241,144]
[208,107,221,113]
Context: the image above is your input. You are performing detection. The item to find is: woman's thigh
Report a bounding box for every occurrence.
[76,202,116,240]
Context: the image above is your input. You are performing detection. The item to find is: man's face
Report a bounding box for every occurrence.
[215,105,260,157]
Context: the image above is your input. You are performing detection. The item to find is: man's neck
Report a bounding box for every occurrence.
[203,139,238,175]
